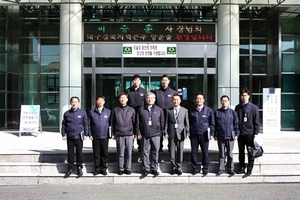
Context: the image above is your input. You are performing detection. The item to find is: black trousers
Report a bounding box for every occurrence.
[92,138,108,172]
[67,139,83,170]
[238,134,255,172]
[190,134,209,172]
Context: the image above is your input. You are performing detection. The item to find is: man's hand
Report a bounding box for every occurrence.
[137,135,142,140]
[62,136,67,141]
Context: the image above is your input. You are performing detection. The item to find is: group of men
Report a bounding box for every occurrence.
[61,74,259,178]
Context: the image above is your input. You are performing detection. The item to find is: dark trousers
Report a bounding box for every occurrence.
[92,138,108,172]
[238,134,255,172]
[67,139,83,170]
[169,136,184,171]
[190,134,209,172]
[217,139,235,172]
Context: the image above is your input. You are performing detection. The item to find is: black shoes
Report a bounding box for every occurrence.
[151,170,159,176]
[202,171,208,176]
[124,170,131,175]
[216,171,224,176]
[245,170,252,176]
[171,169,182,175]
[171,169,176,175]
[228,171,236,176]
[118,171,124,175]
[177,170,183,176]
[143,170,150,176]
[65,168,75,177]
[192,171,197,175]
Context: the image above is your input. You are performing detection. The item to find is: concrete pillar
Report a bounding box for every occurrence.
[59,1,82,126]
[217,0,240,108]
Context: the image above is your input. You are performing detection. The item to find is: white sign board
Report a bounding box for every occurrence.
[122,44,177,57]
[19,105,41,137]
[263,88,281,133]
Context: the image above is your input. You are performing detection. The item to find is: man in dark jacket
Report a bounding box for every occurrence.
[189,92,215,176]
[214,95,239,176]
[136,92,165,176]
[111,93,136,175]
[61,96,88,177]
[88,95,111,176]
[235,87,260,176]
[155,74,177,152]
[126,74,147,152]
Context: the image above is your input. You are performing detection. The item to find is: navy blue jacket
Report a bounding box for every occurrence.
[126,86,147,110]
[136,105,165,138]
[61,108,88,139]
[214,108,239,140]
[111,105,136,137]
[235,102,260,136]
[189,105,215,137]
[155,87,177,109]
[88,107,111,139]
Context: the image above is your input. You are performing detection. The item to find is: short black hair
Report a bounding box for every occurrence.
[220,95,230,101]
[70,96,80,103]
[96,95,105,101]
[132,74,141,80]
[241,87,250,95]
[161,74,170,80]
[172,94,181,99]
[195,92,205,99]
[119,92,128,98]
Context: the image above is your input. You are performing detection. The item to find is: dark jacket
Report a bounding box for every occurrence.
[61,108,88,139]
[235,102,260,136]
[110,105,136,137]
[189,105,215,137]
[88,107,111,139]
[126,86,147,110]
[136,104,165,138]
[214,108,239,140]
[155,87,177,109]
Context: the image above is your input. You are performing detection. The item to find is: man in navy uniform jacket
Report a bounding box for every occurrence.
[88,95,111,176]
[189,92,215,176]
[61,96,88,177]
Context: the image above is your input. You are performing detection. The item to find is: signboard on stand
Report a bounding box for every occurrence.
[263,88,281,133]
[19,105,42,137]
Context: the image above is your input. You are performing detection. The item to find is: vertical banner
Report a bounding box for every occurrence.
[263,88,281,133]
[19,105,41,137]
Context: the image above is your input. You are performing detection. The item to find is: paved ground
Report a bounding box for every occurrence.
[0,130,299,154]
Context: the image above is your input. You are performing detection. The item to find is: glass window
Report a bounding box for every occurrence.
[207,74,216,109]
[83,74,92,112]
[282,18,300,34]
[252,39,266,54]
[19,93,38,105]
[240,39,249,54]
[19,74,38,92]
[282,74,300,92]
[0,72,5,90]
[282,36,300,52]
[240,56,249,73]
[96,58,122,68]
[0,54,5,71]
[282,94,300,109]
[19,19,38,37]
[41,38,59,55]
[0,92,4,108]
[240,20,249,37]
[207,58,216,68]
[252,75,266,93]
[282,111,300,129]
[41,93,59,108]
[0,111,4,127]
[124,58,175,68]
[41,56,59,72]
[95,74,121,110]
[84,57,92,68]
[19,38,38,55]
[252,95,263,109]
[252,56,267,74]
[19,55,38,73]
[41,19,59,37]
[40,73,59,92]
[282,54,300,72]
[40,109,59,127]
[239,75,249,90]
[252,20,267,38]
[178,58,203,68]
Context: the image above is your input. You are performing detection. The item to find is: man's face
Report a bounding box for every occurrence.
[70,98,79,109]
[145,95,156,106]
[132,78,141,88]
[195,94,205,106]
[96,98,105,108]
[220,97,229,109]
[172,96,181,107]
[240,92,250,104]
[161,77,170,88]
[119,95,128,106]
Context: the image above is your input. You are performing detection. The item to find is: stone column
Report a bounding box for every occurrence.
[217,0,240,108]
[59,1,82,125]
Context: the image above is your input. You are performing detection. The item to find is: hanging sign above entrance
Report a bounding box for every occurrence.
[84,23,215,42]
[122,44,176,57]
